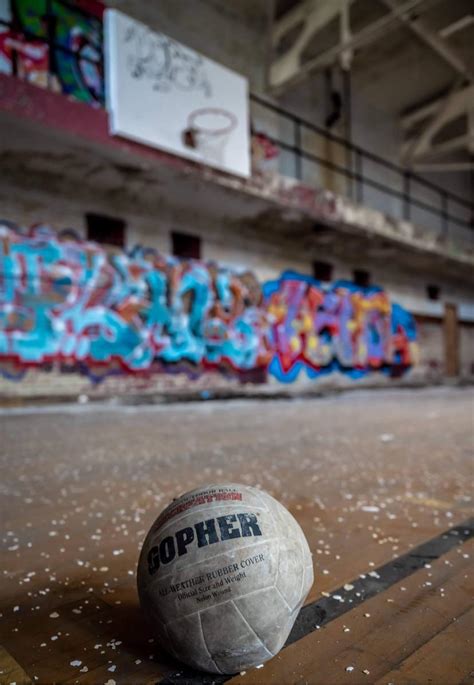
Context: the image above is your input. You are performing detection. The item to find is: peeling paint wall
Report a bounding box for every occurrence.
[414,317,445,380]
[460,325,474,378]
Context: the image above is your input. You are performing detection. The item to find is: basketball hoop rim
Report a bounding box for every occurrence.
[187,107,237,136]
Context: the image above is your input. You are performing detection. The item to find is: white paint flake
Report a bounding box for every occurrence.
[379,433,394,442]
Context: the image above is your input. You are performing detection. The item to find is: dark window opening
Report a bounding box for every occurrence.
[313,260,334,282]
[172,231,201,260]
[353,269,371,288]
[313,222,331,235]
[86,213,126,248]
[426,284,440,301]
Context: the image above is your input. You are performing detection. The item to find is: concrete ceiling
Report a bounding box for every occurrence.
[274,0,473,115]
[104,0,472,140]
[271,0,473,175]
[351,0,473,114]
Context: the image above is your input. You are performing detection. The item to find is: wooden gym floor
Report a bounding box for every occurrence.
[1,387,473,684]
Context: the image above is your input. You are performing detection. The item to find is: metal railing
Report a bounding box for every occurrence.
[1,2,473,240]
[250,93,473,241]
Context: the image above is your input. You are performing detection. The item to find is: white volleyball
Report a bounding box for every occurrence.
[137,483,313,674]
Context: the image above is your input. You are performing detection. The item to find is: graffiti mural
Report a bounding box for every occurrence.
[0,0,104,105]
[264,272,417,381]
[0,223,271,382]
[0,223,417,384]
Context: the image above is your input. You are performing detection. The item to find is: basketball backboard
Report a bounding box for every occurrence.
[105,9,250,178]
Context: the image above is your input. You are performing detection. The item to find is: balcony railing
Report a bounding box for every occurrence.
[1,0,473,242]
[250,94,473,242]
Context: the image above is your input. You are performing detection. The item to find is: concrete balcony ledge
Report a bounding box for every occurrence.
[237,171,473,267]
[0,374,472,409]
[0,74,472,280]
[332,196,473,267]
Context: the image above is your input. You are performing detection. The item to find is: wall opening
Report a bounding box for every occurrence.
[426,284,440,301]
[172,231,201,259]
[86,213,126,248]
[353,269,371,288]
[313,260,334,282]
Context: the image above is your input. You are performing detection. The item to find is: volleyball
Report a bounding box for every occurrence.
[137,483,313,674]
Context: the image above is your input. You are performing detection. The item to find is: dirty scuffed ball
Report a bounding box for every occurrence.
[137,483,313,674]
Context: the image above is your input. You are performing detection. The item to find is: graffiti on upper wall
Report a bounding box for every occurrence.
[0,0,104,105]
[0,223,417,384]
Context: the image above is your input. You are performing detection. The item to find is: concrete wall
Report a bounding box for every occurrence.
[1,180,472,313]
[104,0,271,92]
[460,324,474,378]
[414,318,474,380]
[0,177,473,400]
[414,318,444,380]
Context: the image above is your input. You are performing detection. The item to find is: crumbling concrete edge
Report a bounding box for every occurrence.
[0,377,472,409]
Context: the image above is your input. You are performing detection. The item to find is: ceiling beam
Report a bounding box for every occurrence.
[270,0,430,92]
[427,133,471,156]
[380,0,473,81]
[401,85,473,130]
[272,0,319,46]
[468,94,474,154]
[401,85,474,163]
[339,0,353,71]
[402,83,465,161]
[401,92,449,130]
[271,0,347,92]
[439,14,474,39]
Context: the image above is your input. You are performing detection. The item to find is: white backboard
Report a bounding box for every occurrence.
[105,9,250,178]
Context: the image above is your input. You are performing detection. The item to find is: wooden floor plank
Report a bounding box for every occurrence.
[1,392,472,683]
[229,541,473,684]
[375,607,474,685]
[0,590,172,682]
[0,645,32,685]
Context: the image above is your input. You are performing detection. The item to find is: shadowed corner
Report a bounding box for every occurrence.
[94,599,187,682]
[98,596,214,681]
[0,644,32,685]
